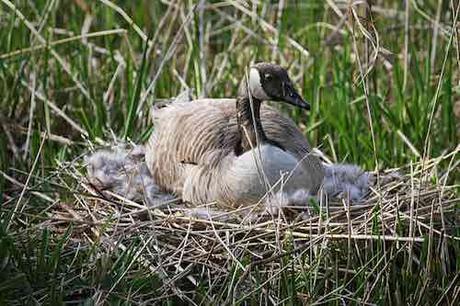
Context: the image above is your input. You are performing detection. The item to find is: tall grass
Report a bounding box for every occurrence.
[0,0,458,304]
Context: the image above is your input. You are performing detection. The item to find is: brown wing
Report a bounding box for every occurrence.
[146,99,239,195]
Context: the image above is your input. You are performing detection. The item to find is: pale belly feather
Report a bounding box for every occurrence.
[221,144,311,204]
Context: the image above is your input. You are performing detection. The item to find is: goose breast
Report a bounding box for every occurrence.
[221,144,316,204]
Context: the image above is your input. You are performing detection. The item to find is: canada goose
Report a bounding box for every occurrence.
[145,62,325,206]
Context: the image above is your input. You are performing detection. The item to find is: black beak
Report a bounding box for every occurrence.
[282,83,310,110]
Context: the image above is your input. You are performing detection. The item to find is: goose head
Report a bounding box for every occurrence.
[246,62,310,110]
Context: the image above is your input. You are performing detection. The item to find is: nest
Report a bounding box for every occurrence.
[45,150,459,303]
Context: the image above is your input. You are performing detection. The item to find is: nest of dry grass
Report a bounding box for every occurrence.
[44,148,459,301]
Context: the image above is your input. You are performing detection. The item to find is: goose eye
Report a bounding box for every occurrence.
[264,74,272,81]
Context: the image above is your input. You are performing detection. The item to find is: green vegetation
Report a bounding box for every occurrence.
[0,0,458,304]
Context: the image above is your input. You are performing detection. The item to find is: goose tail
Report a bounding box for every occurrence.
[151,89,193,116]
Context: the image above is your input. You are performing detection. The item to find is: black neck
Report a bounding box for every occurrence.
[234,96,268,156]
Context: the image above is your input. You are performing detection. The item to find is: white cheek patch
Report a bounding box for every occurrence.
[249,68,270,100]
